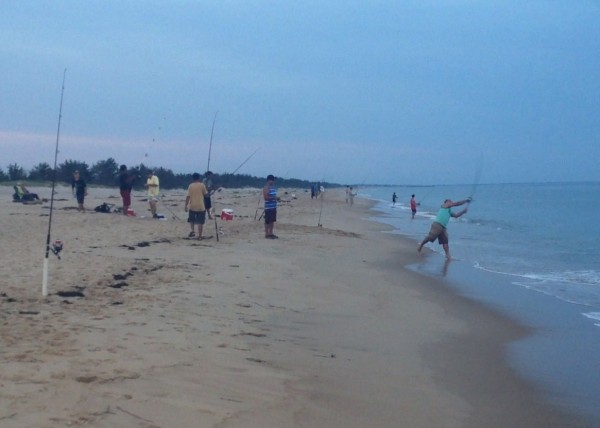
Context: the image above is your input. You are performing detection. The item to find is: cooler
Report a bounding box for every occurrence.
[220,209,234,221]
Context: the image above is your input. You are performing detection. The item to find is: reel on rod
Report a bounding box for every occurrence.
[50,240,63,259]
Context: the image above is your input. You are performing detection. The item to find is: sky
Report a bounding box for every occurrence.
[1,0,599,185]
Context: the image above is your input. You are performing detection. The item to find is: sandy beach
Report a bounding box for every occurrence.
[0,184,587,427]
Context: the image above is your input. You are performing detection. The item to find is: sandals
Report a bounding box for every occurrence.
[188,232,195,238]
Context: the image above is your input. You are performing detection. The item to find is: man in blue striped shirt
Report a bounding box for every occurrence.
[263,174,278,239]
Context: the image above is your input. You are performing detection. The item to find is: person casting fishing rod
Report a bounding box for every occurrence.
[417,197,472,260]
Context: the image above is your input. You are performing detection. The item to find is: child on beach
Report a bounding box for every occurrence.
[71,170,87,212]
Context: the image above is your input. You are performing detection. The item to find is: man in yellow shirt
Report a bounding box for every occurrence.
[185,172,209,239]
[145,171,160,218]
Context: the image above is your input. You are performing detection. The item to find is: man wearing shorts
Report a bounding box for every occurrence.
[410,194,417,219]
[119,165,135,215]
[185,173,208,240]
[418,197,471,260]
[263,174,278,239]
[145,171,160,218]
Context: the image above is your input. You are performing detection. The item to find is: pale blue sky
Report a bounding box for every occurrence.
[1,1,599,185]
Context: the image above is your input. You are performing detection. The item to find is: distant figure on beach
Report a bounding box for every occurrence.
[417,197,471,260]
[345,186,350,204]
[118,165,136,215]
[185,172,209,240]
[71,170,87,212]
[263,174,278,239]
[348,187,355,205]
[392,192,397,206]
[410,194,417,219]
[145,171,160,218]
[310,184,316,199]
[14,182,41,203]
[203,171,215,220]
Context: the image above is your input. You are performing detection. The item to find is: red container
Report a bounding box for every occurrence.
[220,209,234,221]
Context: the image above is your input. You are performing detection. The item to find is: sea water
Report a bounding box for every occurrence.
[360,182,600,422]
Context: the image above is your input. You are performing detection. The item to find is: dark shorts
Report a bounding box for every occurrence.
[76,193,85,204]
[412,208,417,214]
[204,196,212,210]
[188,210,206,225]
[120,189,131,206]
[264,208,277,224]
[427,222,448,245]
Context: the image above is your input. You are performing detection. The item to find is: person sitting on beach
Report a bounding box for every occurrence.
[418,197,471,260]
[14,183,41,203]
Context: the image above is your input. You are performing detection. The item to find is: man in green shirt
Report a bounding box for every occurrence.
[418,197,471,260]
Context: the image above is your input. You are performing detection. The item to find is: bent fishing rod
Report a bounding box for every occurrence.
[43,69,67,297]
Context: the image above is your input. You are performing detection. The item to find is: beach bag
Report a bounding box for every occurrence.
[94,202,112,213]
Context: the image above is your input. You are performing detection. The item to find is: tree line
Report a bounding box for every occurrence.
[0,158,327,190]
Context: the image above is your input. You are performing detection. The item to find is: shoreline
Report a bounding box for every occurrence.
[0,184,592,427]
[364,196,600,424]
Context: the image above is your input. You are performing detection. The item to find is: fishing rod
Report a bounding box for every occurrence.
[206,111,218,172]
[317,178,326,227]
[204,111,220,241]
[255,166,287,221]
[157,194,182,221]
[43,69,67,297]
[231,148,259,175]
[317,193,325,227]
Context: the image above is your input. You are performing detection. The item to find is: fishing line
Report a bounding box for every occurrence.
[417,186,434,205]
[254,191,264,221]
[158,196,182,221]
[469,152,484,201]
[141,116,166,167]
[42,69,67,297]
[317,177,326,227]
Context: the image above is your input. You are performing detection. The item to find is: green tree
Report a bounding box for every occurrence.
[58,160,89,184]
[8,163,27,181]
[90,158,119,187]
[0,167,8,181]
[28,162,54,181]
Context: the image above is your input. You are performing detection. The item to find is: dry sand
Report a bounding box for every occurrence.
[0,184,584,427]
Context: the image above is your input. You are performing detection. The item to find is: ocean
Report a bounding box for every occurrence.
[360,182,600,423]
